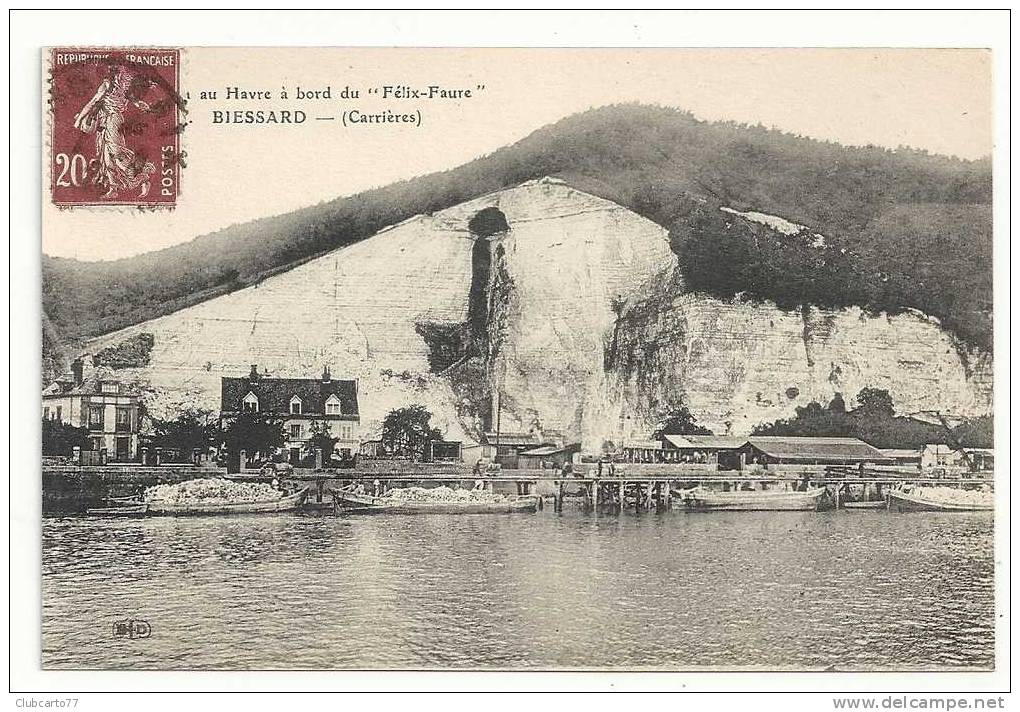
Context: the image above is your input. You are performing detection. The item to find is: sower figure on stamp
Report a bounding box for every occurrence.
[73,63,156,199]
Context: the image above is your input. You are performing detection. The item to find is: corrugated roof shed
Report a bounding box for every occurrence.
[747,437,884,462]
[520,445,568,456]
[482,432,538,447]
[663,434,747,450]
[880,448,922,460]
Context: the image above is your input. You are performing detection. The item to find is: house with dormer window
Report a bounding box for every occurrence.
[220,364,360,464]
[243,392,260,413]
[42,357,141,462]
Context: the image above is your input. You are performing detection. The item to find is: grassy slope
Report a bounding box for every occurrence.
[42,103,992,354]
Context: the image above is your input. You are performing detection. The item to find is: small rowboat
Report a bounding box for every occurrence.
[145,487,310,516]
[332,489,539,514]
[887,489,993,513]
[86,503,149,517]
[683,486,827,512]
[843,500,888,510]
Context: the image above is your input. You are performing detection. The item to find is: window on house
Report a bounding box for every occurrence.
[43,407,50,420]
[242,392,259,413]
[56,405,62,421]
[290,423,302,439]
[340,424,352,440]
[115,407,132,432]
[290,396,302,415]
[325,396,341,415]
[88,405,104,431]
[100,382,119,394]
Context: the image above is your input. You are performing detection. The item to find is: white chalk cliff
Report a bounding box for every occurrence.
[84,177,992,449]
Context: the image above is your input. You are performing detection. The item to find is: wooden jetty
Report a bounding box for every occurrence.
[45,460,990,515]
[277,465,993,514]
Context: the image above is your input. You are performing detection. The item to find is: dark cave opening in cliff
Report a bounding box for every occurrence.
[467,207,510,352]
[467,207,511,432]
[468,207,510,237]
[416,208,510,388]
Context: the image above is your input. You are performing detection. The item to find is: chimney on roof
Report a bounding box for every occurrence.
[322,365,331,383]
[71,357,84,386]
[249,364,258,379]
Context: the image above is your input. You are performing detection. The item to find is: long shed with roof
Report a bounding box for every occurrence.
[661,434,748,468]
[741,436,885,467]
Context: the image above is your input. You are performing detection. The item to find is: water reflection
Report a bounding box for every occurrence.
[42,510,994,670]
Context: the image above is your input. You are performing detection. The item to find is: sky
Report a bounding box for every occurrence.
[42,47,992,262]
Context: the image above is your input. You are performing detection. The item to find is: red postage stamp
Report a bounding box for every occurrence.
[48,47,183,207]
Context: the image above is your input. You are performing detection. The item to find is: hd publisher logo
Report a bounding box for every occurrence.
[113,619,151,640]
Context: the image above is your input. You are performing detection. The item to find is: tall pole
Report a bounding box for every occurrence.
[489,233,502,461]
[494,386,501,453]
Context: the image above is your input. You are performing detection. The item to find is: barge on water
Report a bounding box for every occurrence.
[86,487,310,517]
[842,499,888,510]
[887,489,993,513]
[332,489,540,515]
[682,486,828,512]
[145,487,310,516]
[86,502,149,517]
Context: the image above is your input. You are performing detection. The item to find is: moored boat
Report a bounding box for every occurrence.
[332,489,539,514]
[842,499,888,510]
[682,486,827,512]
[887,489,993,513]
[86,503,149,517]
[146,487,310,516]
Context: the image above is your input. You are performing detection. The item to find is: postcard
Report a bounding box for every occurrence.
[25,32,1003,692]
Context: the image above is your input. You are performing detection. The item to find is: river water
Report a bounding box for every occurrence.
[41,509,995,670]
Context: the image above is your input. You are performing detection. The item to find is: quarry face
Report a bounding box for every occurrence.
[83,177,992,449]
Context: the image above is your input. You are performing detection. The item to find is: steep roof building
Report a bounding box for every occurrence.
[220,365,360,465]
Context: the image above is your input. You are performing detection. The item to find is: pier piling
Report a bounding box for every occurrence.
[44,463,992,516]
